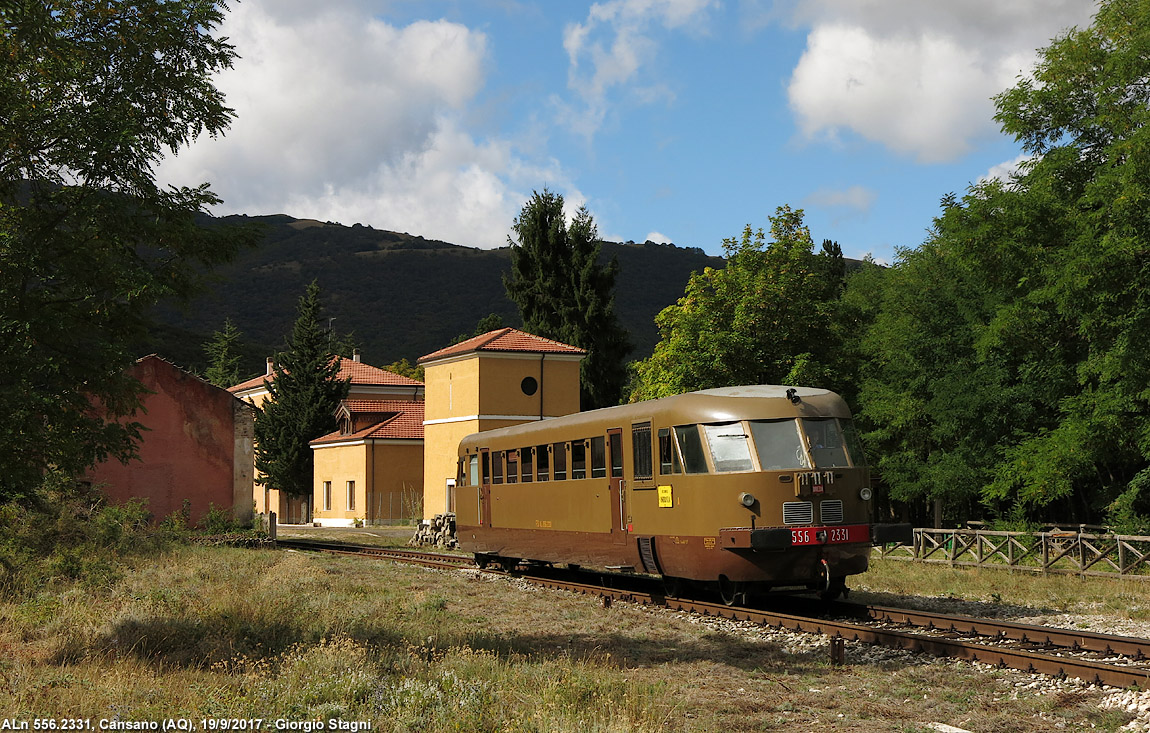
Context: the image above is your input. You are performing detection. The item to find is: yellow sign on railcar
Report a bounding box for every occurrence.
[658,485,673,508]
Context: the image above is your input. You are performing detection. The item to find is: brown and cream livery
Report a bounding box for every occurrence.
[454,385,911,602]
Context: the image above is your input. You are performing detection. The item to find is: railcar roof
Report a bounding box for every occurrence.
[460,384,851,449]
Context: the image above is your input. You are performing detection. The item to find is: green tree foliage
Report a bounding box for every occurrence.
[630,206,848,401]
[203,319,244,388]
[383,358,424,382]
[254,282,350,499]
[504,190,632,409]
[450,313,504,345]
[0,1,251,501]
[857,0,1150,527]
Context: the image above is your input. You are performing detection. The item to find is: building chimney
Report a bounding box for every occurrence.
[352,349,361,363]
[266,357,274,375]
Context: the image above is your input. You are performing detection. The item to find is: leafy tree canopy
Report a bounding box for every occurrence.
[504,189,632,409]
[630,206,848,402]
[254,282,350,499]
[0,0,253,501]
[856,0,1150,528]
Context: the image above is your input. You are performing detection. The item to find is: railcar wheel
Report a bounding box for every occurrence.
[474,554,491,569]
[662,575,684,598]
[717,575,745,606]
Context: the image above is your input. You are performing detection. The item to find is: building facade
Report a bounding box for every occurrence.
[85,355,255,526]
[418,328,585,517]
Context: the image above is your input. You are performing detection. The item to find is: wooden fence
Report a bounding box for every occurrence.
[875,527,1150,579]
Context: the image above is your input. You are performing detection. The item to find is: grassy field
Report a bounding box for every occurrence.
[1,539,1145,732]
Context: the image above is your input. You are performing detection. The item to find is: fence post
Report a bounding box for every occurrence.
[269,511,277,542]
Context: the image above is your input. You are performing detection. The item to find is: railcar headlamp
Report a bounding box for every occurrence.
[739,492,756,508]
[859,487,873,502]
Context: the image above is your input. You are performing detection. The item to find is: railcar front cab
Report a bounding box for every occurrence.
[697,408,911,599]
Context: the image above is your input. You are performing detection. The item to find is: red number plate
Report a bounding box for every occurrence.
[789,524,869,546]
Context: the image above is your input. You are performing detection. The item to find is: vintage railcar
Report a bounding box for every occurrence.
[453,385,911,602]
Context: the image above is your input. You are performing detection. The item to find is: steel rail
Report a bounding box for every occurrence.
[276,539,1150,688]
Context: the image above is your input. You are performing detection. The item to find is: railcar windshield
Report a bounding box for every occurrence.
[749,419,810,470]
[703,422,754,472]
[801,417,864,467]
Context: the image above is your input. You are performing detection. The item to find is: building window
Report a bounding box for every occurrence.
[521,376,538,395]
[323,481,332,511]
[347,480,355,511]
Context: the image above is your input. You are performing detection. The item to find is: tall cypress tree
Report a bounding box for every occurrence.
[504,190,631,409]
[254,282,350,499]
[203,318,244,388]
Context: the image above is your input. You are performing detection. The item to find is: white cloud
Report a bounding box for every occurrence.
[158,0,578,248]
[979,153,1033,186]
[644,230,673,244]
[783,0,1095,163]
[560,0,717,137]
[804,185,877,215]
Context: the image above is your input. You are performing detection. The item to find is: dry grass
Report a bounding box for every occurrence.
[0,545,1140,732]
[857,555,1150,621]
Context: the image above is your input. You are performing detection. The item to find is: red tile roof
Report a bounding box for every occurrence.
[311,399,424,445]
[229,357,422,394]
[418,327,586,363]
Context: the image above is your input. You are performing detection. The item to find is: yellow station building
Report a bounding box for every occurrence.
[418,328,585,517]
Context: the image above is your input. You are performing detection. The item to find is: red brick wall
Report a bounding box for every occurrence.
[87,356,240,525]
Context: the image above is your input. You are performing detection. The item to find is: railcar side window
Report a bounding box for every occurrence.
[802,418,849,467]
[674,425,708,474]
[457,458,465,485]
[492,451,504,484]
[703,422,754,472]
[750,419,809,470]
[658,427,681,474]
[537,444,550,481]
[481,452,491,484]
[610,432,623,478]
[571,440,587,479]
[590,436,607,478]
[632,422,653,481]
[521,447,533,482]
[468,455,479,486]
[840,419,867,466]
[506,450,519,483]
[553,442,567,480]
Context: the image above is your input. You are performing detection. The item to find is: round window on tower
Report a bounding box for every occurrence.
[521,376,538,396]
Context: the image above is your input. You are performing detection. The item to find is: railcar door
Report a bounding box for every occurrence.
[608,427,626,543]
[480,449,492,527]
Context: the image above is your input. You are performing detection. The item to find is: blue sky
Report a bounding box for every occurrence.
[160,0,1096,263]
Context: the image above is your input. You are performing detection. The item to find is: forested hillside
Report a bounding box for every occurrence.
[147,214,724,376]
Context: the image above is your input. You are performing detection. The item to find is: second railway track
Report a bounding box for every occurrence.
[278,538,1150,688]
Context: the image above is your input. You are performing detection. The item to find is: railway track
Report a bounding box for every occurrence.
[277,538,1150,688]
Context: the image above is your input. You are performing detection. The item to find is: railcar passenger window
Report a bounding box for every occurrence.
[591,436,607,478]
[457,458,465,485]
[571,441,587,479]
[481,452,491,484]
[521,447,533,482]
[659,427,681,474]
[506,450,518,483]
[468,455,479,487]
[553,442,567,480]
[632,422,653,481]
[492,452,504,484]
[674,425,708,474]
[750,419,809,470]
[537,444,549,481]
[802,418,849,467]
[840,419,867,466]
[703,422,754,472]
